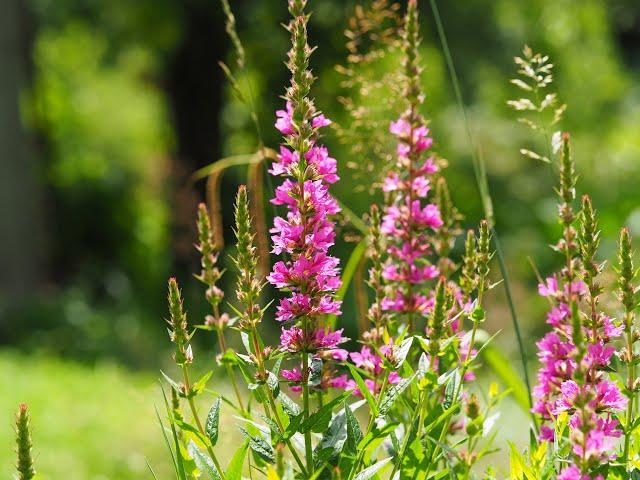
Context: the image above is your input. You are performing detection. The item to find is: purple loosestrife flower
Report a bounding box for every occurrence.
[267,0,346,393]
[378,0,443,329]
[345,345,401,397]
[532,135,625,478]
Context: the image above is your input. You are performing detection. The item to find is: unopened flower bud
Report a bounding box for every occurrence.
[15,403,35,480]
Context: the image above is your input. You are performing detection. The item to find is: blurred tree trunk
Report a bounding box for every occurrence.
[0,0,45,313]
[165,0,230,272]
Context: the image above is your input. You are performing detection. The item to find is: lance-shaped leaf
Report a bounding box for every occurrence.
[187,441,221,480]
[205,398,221,446]
[393,337,413,369]
[301,392,350,433]
[347,365,377,415]
[344,403,363,455]
[378,374,415,417]
[308,356,323,388]
[353,457,392,480]
[239,426,275,464]
[225,441,249,480]
[443,369,461,410]
[278,391,301,417]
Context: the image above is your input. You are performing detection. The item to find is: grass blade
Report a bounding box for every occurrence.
[429,0,534,421]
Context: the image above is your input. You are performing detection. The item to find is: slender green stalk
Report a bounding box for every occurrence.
[347,370,391,480]
[618,227,637,464]
[301,347,314,475]
[429,0,533,414]
[181,365,227,479]
[389,389,425,479]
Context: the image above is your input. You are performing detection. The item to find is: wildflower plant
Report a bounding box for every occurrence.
[3,0,640,479]
[10,1,640,480]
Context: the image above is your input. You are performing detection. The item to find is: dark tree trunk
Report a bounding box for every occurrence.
[0,0,45,312]
[165,0,230,273]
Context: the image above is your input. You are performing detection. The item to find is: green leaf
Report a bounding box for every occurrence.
[470,305,486,323]
[187,440,221,480]
[174,419,209,445]
[301,392,350,433]
[158,386,187,480]
[345,403,363,455]
[278,391,301,417]
[347,364,377,416]
[266,371,280,398]
[443,369,461,410]
[353,457,392,480]
[481,345,529,412]
[308,356,323,388]
[315,410,347,460]
[239,426,275,464]
[417,353,429,380]
[378,374,415,417]
[160,371,182,394]
[225,441,249,480]
[191,371,213,397]
[205,398,221,446]
[394,337,414,369]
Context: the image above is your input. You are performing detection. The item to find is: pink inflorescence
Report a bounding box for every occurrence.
[345,345,401,397]
[532,271,626,477]
[380,113,443,318]
[267,101,348,389]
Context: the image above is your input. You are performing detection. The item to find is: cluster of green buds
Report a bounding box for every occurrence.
[618,228,640,392]
[402,0,423,113]
[285,0,315,161]
[232,186,263,330]
[461,220,493,305]
[167,277,193,365]
[366,205,386,337]
[427,277,452,361]
[435,176,461,274]
[557,133,578,258]
[556,134,584,350]
[15,403,35,480]
[464,393,482,437]
[579,195,605,342]
[195,203,228,331]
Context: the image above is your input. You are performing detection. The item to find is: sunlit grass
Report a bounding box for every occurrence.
[0,351,173,479]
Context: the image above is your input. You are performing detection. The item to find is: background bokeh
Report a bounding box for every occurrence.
[1,0,639,477]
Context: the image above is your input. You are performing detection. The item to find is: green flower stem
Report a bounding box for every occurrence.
[301,345,313,475]
[623,310,635,463]
[181,364,227,480]
[215,324,246,415]
[347,369,391,480]
[248,329,307,476]
[390,388,425,479]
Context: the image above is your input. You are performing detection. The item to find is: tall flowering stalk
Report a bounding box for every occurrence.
[166,278,227,479]
[532,134,626,480]
[195,203,245,413]
[233,185,308,475]
[618,227,639,464]
[266,0,346,474]
[380,0,443,332]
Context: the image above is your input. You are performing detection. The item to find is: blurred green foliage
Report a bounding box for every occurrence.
[2,0,640,476]
[6,0,640,365]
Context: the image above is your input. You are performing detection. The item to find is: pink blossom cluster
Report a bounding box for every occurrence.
[345,345,401,397]
[380,113,443,318]
[267,102,347,389]
[532,273,626,478]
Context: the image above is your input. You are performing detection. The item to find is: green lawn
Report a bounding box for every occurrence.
[0,351,175,479]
